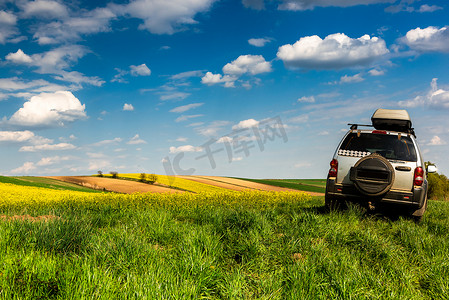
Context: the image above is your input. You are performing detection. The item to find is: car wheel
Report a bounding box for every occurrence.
[350,153,395,197]
[411,195,428,223]
[325,193,344,211]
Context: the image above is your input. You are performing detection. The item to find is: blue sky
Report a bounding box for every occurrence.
[1,0,448,178]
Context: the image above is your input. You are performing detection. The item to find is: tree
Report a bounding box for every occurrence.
[147,174,158,185]
[110,171,118,179]
[425,162,449,200]
[97,170,103,177]
[140,173,147,183]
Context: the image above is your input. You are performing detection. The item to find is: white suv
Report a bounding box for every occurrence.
[325,109,436,220]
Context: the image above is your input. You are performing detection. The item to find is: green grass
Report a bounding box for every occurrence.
[0,176,102,193]
[0,186,448,298]
[235,178,327,193]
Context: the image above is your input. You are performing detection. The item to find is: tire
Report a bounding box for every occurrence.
[325,193,344,211]
[350,153,395,197]
[412,195,428,222]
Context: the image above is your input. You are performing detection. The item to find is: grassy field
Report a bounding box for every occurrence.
[0,182,448,299]
[0,176,101,193]
[235,178,327,193]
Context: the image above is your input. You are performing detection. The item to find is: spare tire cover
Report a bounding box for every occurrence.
[350,153,394,196]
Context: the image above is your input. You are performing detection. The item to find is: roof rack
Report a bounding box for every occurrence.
[348,123,416,138]
[348,123,373,130]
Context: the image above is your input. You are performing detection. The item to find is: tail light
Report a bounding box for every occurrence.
[328,159,338,177]
[414,167,424,186]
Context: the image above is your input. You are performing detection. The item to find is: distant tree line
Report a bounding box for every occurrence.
[96,170,157,185]
[426,162,449,200]
[140,173,158,184]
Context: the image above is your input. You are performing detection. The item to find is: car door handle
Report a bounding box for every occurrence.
[395,166,411,171]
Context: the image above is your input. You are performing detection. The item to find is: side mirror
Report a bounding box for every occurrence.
[427,165,437,173]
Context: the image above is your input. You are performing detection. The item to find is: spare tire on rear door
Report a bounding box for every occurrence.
[350,153,395,196]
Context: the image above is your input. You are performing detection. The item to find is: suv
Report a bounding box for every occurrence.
[325,109,436,219]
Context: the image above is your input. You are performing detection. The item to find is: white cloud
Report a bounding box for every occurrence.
[289,114,309,123]
[7,91,86,128]
[175,114,203,122]
[0,10,17,25]
[232,157,243,161]
[130,63,151,76]
[0,11,19,44]
[277,33,389,69]
[21,0,69,19]
[278,0,394,11]
[127,134,147,145]
[170,70,204,80]
[339,73,365,84]
[201,72,237,87]
[402,26,449,53]
[10,162,36,174]
[91,137,122,147]
[32,7,116,44]
[111,68,128,83]
[119,0,215,34]
[169,145,203,153]
[201,72,223,85]
[399,78,449,109]
[5,49,33,63]
[417,4,442,13]
[19,142,76,152]
[0,130,52,146]
[217,136,233,144]
[385,2,442,13]
[196,120,230,137]
[54,71,105,87]
[36,155,71,166]
[123,103,134,111]
[170,102,204,113]
[232,118,260,130]
[428,136,446,146]
[159,92,190,101]
[0,77,50,92]
[88,160,111,171]
[176,137,188,142]
[248,37,272,47]
[223,55,272,76]
[202,55,271,88]
[87,152,106,158]
[0,130,34,142]
[31,45,88,73]
[369,69,385,76]
[297,96,315,103]
[6,47,96,86]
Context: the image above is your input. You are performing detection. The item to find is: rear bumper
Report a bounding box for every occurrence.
[326,177,427,208]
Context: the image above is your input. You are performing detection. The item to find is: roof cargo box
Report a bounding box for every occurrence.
[371,109,412,133]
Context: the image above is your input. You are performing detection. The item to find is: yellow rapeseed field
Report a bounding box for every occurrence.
[120,173,226,193]
[0,182,311,210]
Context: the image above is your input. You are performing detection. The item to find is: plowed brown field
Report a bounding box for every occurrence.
[177,176,296,192]
[46,176,182,194]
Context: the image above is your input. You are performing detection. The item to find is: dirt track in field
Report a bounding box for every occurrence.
[46,176,182,194]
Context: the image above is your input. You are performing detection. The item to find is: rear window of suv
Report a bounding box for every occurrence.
[340,132,417,162]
